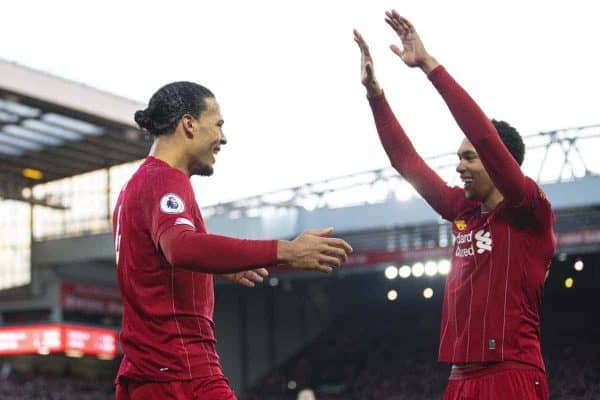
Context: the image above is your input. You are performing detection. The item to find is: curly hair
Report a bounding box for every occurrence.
[491,119,525,166]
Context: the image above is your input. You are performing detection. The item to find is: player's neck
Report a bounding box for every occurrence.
[481,188,503,213]
[149,139,191,177]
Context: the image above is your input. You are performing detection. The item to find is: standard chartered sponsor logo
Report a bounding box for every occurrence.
[455,231,474,257]
[455,229,492,257]
[456,231,472,244]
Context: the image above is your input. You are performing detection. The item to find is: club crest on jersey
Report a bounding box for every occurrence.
[160,193,185,214]
[475,230,492,254]
[454,219,467,231]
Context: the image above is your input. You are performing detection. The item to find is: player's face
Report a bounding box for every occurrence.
[456,139,496,202]
[188,97,226,176]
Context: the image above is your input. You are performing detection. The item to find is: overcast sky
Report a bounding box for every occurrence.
[2,0,599,205]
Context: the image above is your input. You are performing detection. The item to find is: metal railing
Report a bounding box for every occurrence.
[203,124,600,219]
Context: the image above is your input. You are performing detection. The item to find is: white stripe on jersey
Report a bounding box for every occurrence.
[501,227,511,360]
[481,242,494,358]
[451,264,463,361]
[191,271,215,376]
[175,217,196,229]
[466,273,473,359]
[171,264,193,378]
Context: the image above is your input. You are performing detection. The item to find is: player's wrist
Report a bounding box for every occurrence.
[419,56,439,75]
[276,240,294,263]
[365,81,383,98]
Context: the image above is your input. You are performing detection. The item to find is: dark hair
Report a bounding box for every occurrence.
[134,82,214,136]
[492,119,525,166]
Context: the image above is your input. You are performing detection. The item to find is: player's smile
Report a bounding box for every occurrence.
[461,176,474,190]
[211,143,221,163]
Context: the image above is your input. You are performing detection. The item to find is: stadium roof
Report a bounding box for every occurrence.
[0,59,150,202]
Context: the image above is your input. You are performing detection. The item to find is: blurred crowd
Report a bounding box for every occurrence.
[248,303,600,400]
[0,372,113,400]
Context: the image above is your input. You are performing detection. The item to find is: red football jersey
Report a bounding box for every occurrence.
[369,65,556,372]
[439,180,555,370]
[113,156,222,382]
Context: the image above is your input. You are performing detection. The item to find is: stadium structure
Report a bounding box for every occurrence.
[0,59,599,399]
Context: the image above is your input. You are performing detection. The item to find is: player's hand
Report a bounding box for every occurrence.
[278,228,353,274]
[384,10,439,73]
[218,268,269,288]
[353,29,382,98]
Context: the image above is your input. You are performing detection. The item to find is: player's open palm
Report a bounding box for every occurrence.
[385,10,429,68]
[353,29,376,88]
[287,228,353,274]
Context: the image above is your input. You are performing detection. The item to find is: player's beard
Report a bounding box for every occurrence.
[194,163,214,176]
[190,156,214,176]
[465,182,485,201]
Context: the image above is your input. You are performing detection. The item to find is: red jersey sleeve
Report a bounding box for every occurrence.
[427,66,535,212]
[368,92,474,221]
[160,225,278,273]
[141,166,278,273]
[427,66,555,229]
[141,168,198,247]
[520,178,555,232]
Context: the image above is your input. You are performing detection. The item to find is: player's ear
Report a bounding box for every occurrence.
[181,114,195,139]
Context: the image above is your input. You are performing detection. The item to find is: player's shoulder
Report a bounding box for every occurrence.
[142,158,191,191]
[141,164,195,222]
[122,158,191,202]
[523,176,552,208]
[506,176,554,231]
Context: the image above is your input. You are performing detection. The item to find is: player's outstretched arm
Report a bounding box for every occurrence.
[214,229,353,286]
[160,226,352,275]
[385,11,530,206]
[428,69,529,207]
[354,29,468,221]
[160,225,278,274]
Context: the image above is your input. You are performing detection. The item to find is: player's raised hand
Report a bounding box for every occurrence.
[384,10,439,73]
[278,228,353,274]
[353,29,382,98]
[218,268,269,288]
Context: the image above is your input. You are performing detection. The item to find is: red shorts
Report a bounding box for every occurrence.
[116,375,237,400]
[443,362,548,400]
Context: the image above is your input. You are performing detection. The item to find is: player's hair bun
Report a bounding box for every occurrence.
[134,109,154,131]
